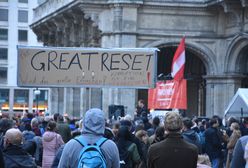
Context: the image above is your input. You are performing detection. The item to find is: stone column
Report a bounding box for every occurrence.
[72,88,81,117]
[101,3,139,117]
[63,88,73,116]
[9,88,14,115]
[204,74,244,117]
[28,89,33,113]
[49,88,58,115]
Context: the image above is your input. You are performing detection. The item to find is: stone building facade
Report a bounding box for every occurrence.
[31,0,248,118]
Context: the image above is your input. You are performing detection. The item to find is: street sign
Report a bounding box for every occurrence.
[17,46,158,88]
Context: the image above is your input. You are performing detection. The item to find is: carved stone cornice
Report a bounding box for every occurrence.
[241,0,248,7]
[78,4,103,27]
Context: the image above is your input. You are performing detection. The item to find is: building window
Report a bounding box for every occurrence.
[0,67,7,83]
[0,0,8,2]
[18,10,28,23]
[0,48,7,60]
[33,89,48,113]
[14,89,29,112]
[0,89,9,111]
[0,29,8,40]
[0,9,8,21]
[18,30,28,41]
[18,0,28,3]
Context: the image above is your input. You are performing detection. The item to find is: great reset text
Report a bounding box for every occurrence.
[31,51,152,72]
[18,47,157,88]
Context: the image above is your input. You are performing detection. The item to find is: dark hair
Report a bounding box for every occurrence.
[209,118,218,126]
[152,117,160,127]
[24,123,32,131]
[53,113,60,122]
[0,119,13,133]
[183,117,193,129]
[57,115,64,122]
[46,121,57,131]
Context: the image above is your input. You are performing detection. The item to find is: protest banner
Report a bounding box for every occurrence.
[148,79,187,109]
[17,46,158,88]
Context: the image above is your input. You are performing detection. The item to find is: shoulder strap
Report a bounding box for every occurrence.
[95,137,108,147]
[74,136,88,147]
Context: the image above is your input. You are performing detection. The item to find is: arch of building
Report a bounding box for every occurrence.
[142,39,217,76]
[225,33,248,73]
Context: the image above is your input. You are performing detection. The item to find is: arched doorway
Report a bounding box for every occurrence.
[236,46,248,87]
[138,45,207,117]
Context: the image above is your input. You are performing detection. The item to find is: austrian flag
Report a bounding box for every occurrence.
[171,37,186,81]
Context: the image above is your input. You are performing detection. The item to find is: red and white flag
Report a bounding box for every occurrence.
[171,37,185,81]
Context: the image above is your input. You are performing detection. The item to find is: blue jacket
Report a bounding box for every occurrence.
[230,135,248,168]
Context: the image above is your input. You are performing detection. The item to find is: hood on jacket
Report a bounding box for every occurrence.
[182,129,198,141]
[82,108,105,135]
[42,131,57,142]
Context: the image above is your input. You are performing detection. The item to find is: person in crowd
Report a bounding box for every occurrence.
[205,118,223,168]
[58,108,120,168]
[198,120,207,153]
[135,130,149,168]
[150,126,165,144]
[120,119,144,161]
[240,117,248,136]
[31,118,41,136]
[116,126,140,168]
[225,117,238,137]
[226,122,241,168]
[22,123,36,156]
[112,122,120,139]
[0,118,13,149]
[0,148,4,168]
[182,117,202,153]
[22,123,35,141]
[56,114,71,143]
[147,117,160,137]
[147,112,198,168]
[51,144,65,168]
[231,135,248,168]
[3,128,36,168]
[135,99,148,118]
[42,120,64,168]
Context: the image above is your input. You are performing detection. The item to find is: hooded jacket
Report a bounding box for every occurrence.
[182,129,202,153]
[42,131,64,168]
[58,108,120,168]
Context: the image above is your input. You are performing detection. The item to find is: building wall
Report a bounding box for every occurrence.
[0,0,48,115]
[30,0,248,117]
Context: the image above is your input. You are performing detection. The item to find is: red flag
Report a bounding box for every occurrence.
[171,37,185,81]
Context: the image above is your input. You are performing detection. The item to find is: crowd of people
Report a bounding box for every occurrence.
[0,100,248,168]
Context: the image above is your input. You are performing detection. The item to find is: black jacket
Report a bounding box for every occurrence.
[3,144,36,168]
[205,127,223,160]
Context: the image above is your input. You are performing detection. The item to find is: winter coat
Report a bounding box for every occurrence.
[226,130,241,168]
[147,132,198,168]
[205,127,223,161]
[56,122,71,143]
[58,108,120,168]
[182,129,202,153]
[230,135,248,168]
[3,144,36,168]
[42,131,64,168]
